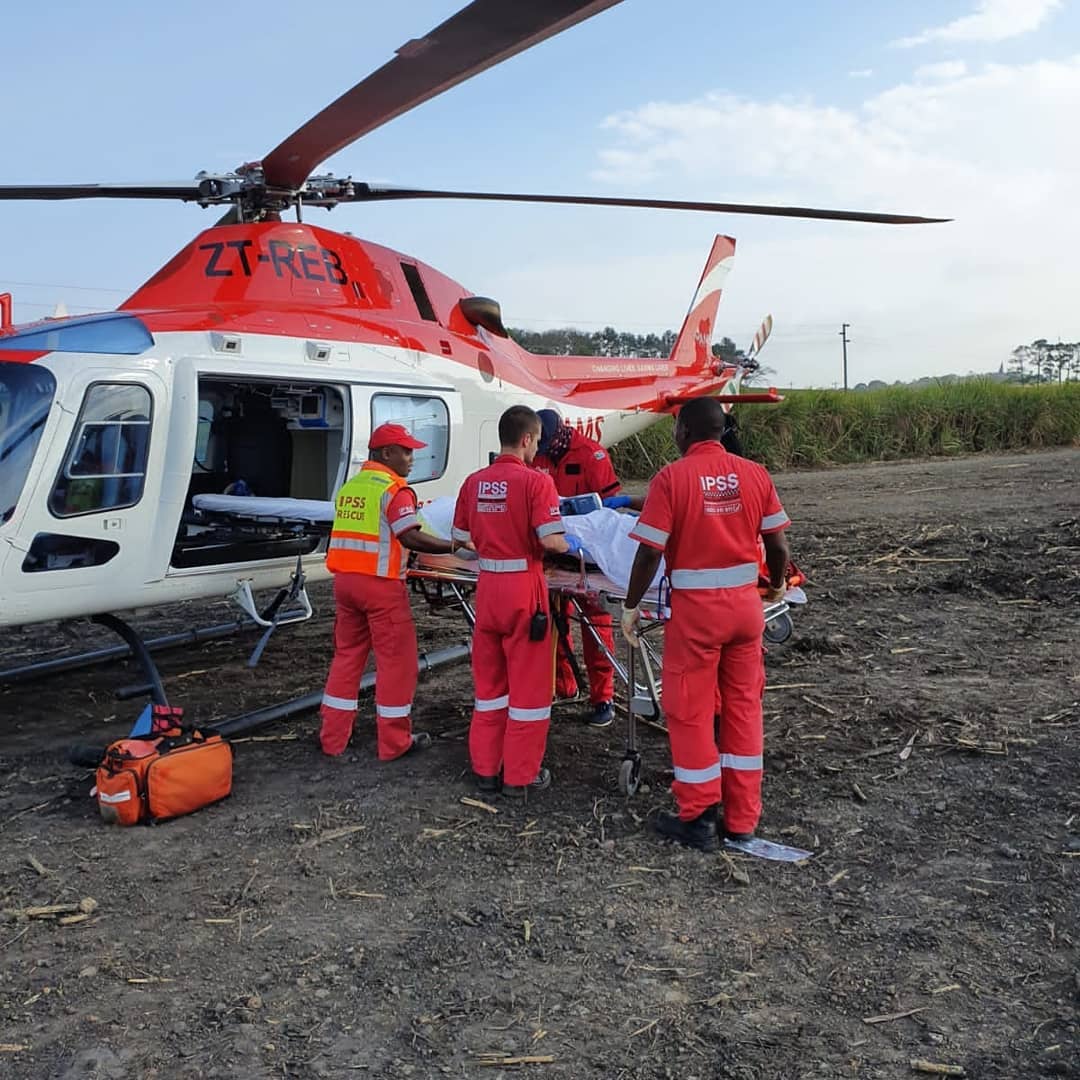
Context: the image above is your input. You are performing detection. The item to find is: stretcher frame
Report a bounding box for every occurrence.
[409,552,792,796]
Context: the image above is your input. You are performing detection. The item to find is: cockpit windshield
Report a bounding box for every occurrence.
[1,364,57,525]
[0,312,153,355]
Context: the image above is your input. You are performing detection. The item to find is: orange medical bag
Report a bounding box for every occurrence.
[94,727,232,826]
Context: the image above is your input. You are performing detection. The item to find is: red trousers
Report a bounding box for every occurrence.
[663,588,765,829]
[554,597,615,704]
[319,573,418,760]
[469,570,553,786]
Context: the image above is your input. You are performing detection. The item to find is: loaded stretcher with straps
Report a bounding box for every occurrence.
[408,548,803,798]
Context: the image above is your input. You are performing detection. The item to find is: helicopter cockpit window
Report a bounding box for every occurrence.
[0,364,57,526]
[49,383,153,517]
[0,313,154,356]
[371,393,449,484]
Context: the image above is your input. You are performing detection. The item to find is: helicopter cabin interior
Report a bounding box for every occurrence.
[172,378,349,568]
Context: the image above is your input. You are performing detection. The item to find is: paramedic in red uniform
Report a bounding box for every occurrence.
[453,406,574,796]
[621,397,791,851]
[533,408,642,728]
[319,423,455,759]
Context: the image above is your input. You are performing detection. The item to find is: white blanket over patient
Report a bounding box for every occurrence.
[417,496,665,592]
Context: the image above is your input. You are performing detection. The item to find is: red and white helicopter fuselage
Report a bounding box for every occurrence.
[0,223,753,628]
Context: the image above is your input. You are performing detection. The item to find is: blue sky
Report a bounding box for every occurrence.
[2,0,1078,387]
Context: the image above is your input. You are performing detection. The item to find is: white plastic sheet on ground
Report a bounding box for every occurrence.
[417,497,664,592]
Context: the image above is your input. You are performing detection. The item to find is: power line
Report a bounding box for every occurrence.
[0,279,128,295]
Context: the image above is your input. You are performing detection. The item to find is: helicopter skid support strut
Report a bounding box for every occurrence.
[229,553,315,668]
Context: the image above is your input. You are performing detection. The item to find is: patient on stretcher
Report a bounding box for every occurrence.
[416,496,804,601]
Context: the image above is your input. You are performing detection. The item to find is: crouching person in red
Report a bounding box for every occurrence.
[621,397,791,851]
[533,408,643,728]
[319,423,455,759]
[453,406,570,797]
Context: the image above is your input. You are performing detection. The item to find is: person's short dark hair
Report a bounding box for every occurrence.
[677,396,728,443]
[499,405,541,448]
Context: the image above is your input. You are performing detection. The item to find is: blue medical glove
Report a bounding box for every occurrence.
[602,494,632,510]
[564,534,583,556]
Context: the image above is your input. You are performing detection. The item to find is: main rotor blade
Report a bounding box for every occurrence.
[0,182,202,201]
[344,185,951,224]
[261,0,624,191]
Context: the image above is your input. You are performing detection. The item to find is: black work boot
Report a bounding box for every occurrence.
[715,806,755,843]
[474,772,502,795]
[655,807,719,853]
[501,767,552,798]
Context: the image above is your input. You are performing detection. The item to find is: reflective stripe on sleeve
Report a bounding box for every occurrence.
[322,693,359,711]
[508,704,551,722]
[672,761,723,784]
[376,703,412,718]
[536,520,565,538]
[475,694,510,712]
[478,557,528,572]
[390,514,420,536]
[760,510,790,531]
[720,753,763,770]
[452,527,471,542]
[669,563,759,590]
[628,521,669,547]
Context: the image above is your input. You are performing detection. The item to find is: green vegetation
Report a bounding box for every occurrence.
[610,380,1080,477]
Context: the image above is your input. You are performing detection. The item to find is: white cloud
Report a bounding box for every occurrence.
[513,55,1080,386]
[893,0,1062,48]
[914,60,968,80]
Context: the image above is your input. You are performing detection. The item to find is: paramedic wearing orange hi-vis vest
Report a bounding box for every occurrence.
[453,406,572,797]
[621,397,791,852]
[319,423,454,760]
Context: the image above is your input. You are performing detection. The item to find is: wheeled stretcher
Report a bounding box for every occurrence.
[410,551,799,796]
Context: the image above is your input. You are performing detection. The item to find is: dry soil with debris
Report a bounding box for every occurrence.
[1,448,1078,1080]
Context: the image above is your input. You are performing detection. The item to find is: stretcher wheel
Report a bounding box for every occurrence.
[619,755,642,797]
[763,611,793,645]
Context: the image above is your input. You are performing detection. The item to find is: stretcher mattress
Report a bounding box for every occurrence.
[192,494,336,523]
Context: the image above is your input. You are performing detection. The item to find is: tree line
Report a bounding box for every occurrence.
[1008,340,1080,384]
[509,326,748,366]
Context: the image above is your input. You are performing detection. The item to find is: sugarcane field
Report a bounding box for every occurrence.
[2,448,1077,1080]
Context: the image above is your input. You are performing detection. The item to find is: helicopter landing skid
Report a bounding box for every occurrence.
[228,554,315,668]
[90,612,170,707]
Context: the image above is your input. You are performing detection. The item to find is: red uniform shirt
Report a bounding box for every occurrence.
[533,429,622,499]
[386,486,420,536]
[453,455,564,570]
[629,441,789,586]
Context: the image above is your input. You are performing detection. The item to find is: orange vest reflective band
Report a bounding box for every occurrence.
[326,465,410,579]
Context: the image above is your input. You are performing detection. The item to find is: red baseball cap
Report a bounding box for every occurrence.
[369,422,426,450]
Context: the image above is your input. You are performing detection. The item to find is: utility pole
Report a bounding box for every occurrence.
[839,323,850,391]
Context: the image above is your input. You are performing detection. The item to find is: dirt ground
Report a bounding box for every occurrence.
[1,448,1077,1080]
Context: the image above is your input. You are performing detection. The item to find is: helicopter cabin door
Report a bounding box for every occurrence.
[4,370,167,624]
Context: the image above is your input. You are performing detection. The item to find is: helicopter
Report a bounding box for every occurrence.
[0,0,947,661]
